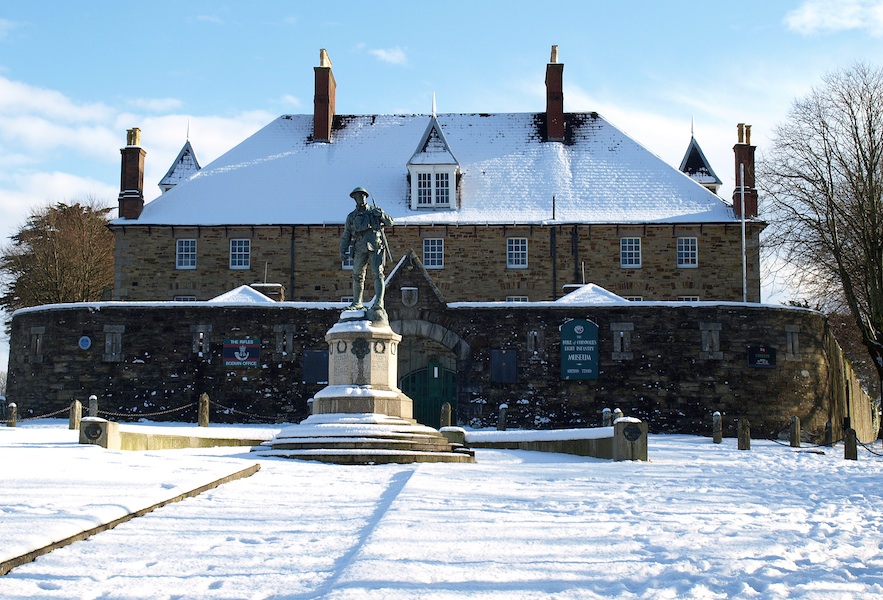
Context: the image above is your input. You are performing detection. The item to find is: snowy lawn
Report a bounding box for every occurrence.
[2,421,883,599]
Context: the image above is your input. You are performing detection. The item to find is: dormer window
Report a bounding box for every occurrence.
[414,168,453,208]
[408,114,460,211]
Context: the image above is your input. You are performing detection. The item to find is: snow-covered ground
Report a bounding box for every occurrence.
[2,420,883,599]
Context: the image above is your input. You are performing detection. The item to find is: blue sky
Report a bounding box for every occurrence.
[1,0,883,372]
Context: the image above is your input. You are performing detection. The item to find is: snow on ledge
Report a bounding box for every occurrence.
[465,426,615,443]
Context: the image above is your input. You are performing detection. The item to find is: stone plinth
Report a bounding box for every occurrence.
[312,315,413,420]
[259,313,473,463]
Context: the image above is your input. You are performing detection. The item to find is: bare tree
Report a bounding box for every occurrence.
[0,200,114,325]
[760,63,883,393]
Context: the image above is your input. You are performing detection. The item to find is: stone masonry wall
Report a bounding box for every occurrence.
[111,222,763,303]
[7,294,874,442]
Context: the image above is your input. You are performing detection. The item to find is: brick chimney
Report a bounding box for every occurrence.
[118,128,146,220]
[545,45,565,142]
[732,123,758,218]
[313,48,336,142]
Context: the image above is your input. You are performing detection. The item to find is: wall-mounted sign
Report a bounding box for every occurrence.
[748,346,776,369]
[560,319,599,380]
[223,338,261,367]
[78,336,92,350]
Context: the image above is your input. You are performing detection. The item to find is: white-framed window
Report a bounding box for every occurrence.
[410,166,455,208]
[678,296,700,302]
[229,239,251,270]
[423,238,444,269]
[677,237,698,268]
[620,237,641,268]
[174,295,197,301]
[507,237,528,269]
[176,239,196,270]
[506,295,529,302]
[342,244,353,270]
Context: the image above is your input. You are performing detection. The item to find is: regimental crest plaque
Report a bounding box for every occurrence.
[401,287,418,307]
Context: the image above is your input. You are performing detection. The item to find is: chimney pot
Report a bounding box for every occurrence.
[319,48,332,68]
[737,123,745,144]
[126,127,141,146]
[550,45,558,64]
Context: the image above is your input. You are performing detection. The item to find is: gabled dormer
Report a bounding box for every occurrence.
[159,139,202,194]
[679,135,722,195]
[407,114,460,209]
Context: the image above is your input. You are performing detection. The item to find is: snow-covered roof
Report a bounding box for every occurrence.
[556,284,630,304]
[158,139,201,193]
[114,112,738,227]
[208,285,275,304]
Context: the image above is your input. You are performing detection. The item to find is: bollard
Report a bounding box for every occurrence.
[737,418,751,450]
[497,403,508,431]
[613,408,624,422]
[7,402,16,427]
[88,395,98,418]
[789,416,801,448]
[712,411,723,444]
[844,428,858,460]
[613,418,648,461]
[602,407,612,427]
[440,402,452,428]
[198,393,210,427]
[69,400,82,430]
[824,421,833,447]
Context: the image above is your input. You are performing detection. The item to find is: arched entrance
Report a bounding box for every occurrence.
[398,338,457,428]
[392,319,469,429]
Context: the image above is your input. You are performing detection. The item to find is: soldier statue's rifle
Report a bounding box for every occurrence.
[371,197,394,264]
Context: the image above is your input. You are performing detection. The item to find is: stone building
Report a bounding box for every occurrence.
[11,47,871,441]
[109,47,763,305]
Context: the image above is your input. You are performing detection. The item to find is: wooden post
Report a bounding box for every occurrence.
[440,402,452,428]
[88,395,98,418]
[712,411,723,444]
[737,418,751,450]
[497,403,508,431]
[198,393,210,427]
[789,416,801,448]
[69,400,82,430]
[824,421,833,447]
[6,402,16,427]
[602,407,612,426]
[844,428,858,460]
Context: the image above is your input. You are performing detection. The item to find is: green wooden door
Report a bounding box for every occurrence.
[400,362,456,428]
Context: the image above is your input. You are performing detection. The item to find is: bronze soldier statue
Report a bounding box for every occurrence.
[340,187,393,321]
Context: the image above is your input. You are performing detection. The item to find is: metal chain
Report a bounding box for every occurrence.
[97,402,196,419]
[208,400,279,422]
[19,407,71,421]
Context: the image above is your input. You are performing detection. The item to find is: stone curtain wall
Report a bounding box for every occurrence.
[7,301,874,441]
[112,222,763,303]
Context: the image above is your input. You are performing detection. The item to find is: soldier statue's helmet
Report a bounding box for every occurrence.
[349,187,369,199]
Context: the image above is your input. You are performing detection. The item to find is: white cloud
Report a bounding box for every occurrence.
[279,94,302,109]
[785,0,883,36]
[195,15,223,26]
[128,97,184,113]
[369,47,408,66]
[0,18,20,41]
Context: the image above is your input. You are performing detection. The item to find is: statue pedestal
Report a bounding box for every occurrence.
[257,311,473,464]
[312,316,413,419]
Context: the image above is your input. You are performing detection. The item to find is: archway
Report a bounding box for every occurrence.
[391,319,470,428]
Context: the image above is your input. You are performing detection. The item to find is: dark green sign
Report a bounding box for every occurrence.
[560,319,599,380]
